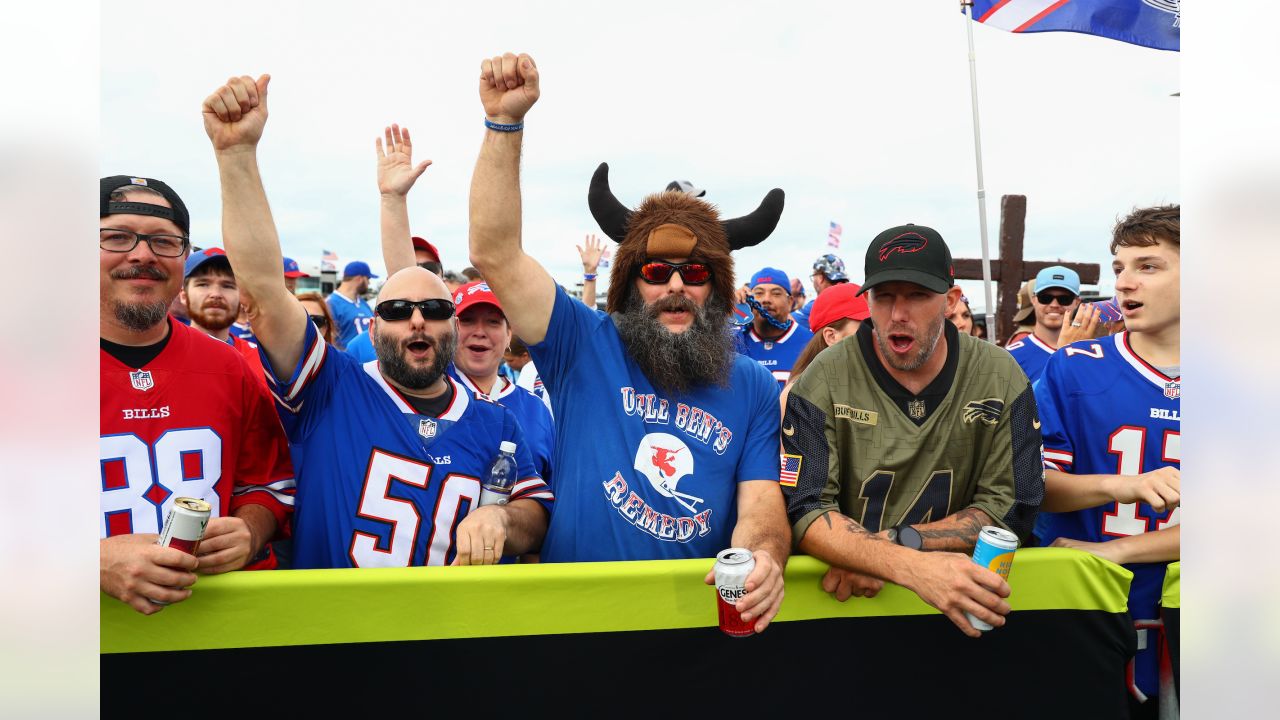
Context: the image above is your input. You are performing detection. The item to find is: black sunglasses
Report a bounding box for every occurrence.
[308,314,329,328]
[1036,291,1078,306]
[374,298,455,322]
[638,261,713,286]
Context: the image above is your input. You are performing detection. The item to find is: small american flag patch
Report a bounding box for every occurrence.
[779,454,802,487]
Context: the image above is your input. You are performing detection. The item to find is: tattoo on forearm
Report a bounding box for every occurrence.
[916,508,989,551]
[842,517,887,542]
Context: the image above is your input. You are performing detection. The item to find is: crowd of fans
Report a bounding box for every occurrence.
[99,52,1179,717]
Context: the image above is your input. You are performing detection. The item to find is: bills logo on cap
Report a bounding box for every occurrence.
[878,232,928,262]
[129,370,154,391]
[1164,382,1180,400]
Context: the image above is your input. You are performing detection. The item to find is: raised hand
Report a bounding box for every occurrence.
[576,234,605,273]
[479,53,540,124]
[202,74,270,152]
[377,124,433,197]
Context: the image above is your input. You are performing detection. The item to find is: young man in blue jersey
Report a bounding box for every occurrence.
[326,261,378,350]
[202,73,552,569]
[737,267,814,387]
[1006,265,1082,382]
[1034,205,1180,714]
[467,52,790,633]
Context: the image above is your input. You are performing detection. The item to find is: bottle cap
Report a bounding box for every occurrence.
[499,441,517,454]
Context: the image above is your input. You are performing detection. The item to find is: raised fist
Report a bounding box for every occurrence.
[479,53,540,124]
[202,74,270,151]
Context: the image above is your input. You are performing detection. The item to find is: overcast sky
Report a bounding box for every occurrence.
[101,1,1178,309]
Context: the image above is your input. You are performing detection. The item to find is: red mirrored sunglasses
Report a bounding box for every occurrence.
[638,261,713,286]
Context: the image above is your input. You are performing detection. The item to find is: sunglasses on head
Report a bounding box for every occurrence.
[308,314,329,329]
[638,261,713,286]
[1036,291,1078,306]
[374,298,455,322]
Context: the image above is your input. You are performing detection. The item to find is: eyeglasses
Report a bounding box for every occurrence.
[100,228,191,258]
[374,298,456,322]
[638,261,713,286]
[1035,291,1078,306]
[308,314,329,329]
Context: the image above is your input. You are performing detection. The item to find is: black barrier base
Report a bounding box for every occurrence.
[103,610,1135,718]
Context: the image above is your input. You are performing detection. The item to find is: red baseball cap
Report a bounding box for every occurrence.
[412,236,442,264]
[809,282,869,332]
[453,280,504,316]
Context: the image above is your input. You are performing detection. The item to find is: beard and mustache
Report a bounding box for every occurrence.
[375,325,457,391]
[109,265,170,332]
[613,288,736,396]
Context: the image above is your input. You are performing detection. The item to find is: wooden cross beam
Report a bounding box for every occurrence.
[952,195,1100,343]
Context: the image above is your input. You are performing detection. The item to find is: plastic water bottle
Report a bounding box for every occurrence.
[479,441,518,506]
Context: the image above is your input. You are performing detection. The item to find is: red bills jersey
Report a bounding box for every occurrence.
[100,318,295,540]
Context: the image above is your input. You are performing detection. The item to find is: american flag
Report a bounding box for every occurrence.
[321,249,338,272]
[779,454,802,487]
[827,221,842,249]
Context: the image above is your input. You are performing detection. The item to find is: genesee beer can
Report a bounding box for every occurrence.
[157,497,211,554]
[150,497,211,606]
[966,526,1019,632]
[714,548,756,637]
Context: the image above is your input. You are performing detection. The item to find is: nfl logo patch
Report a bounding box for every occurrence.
[418,418,437,440]
[129,370,154,391]
[907,399,926,420]
[1164,382,1181,400]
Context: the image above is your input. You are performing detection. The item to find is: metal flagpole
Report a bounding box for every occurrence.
[962,0,997,343]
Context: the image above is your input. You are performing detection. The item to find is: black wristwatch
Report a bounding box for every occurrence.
[887,524,923,551]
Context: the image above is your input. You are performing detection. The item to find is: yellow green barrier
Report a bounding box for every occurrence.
[102,547,1132,654]
[1162,560,1180,609]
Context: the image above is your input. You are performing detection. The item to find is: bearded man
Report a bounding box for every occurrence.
[467,52,790,634]
[200,72,551,568]
[181,247,268,383]
[781,223,1044,638]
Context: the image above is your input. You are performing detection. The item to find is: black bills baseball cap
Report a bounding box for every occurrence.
[100,175,191,236]
[858,223,954,295]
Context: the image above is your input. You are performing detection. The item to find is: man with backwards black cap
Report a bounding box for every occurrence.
[781,224,1044,637]
[468,51,790,633]
[99,176,295,614]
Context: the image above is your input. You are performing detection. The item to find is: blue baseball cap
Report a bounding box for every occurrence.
[1034,266,1080,294]
[343,260,379,278]
[184,247,231,279]
[750,267,791,292]
[283,256,310,278]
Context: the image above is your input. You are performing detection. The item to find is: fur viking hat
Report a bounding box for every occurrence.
[588,163,785,314]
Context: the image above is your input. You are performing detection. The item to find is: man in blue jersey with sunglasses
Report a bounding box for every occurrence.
[200,72,552,569]
[467,52,791,633]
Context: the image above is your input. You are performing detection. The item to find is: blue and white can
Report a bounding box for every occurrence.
[966,526,1018,632]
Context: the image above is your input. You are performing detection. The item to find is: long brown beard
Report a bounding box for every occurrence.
[614,289,736,396]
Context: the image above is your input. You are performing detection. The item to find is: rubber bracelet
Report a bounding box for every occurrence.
[583,273,597,281]
[484,118,524,132]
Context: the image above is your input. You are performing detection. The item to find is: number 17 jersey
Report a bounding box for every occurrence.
[1033,332,1180,610]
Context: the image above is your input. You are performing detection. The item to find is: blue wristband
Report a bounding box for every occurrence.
[484,118,524,132]
[583,273,597,281]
